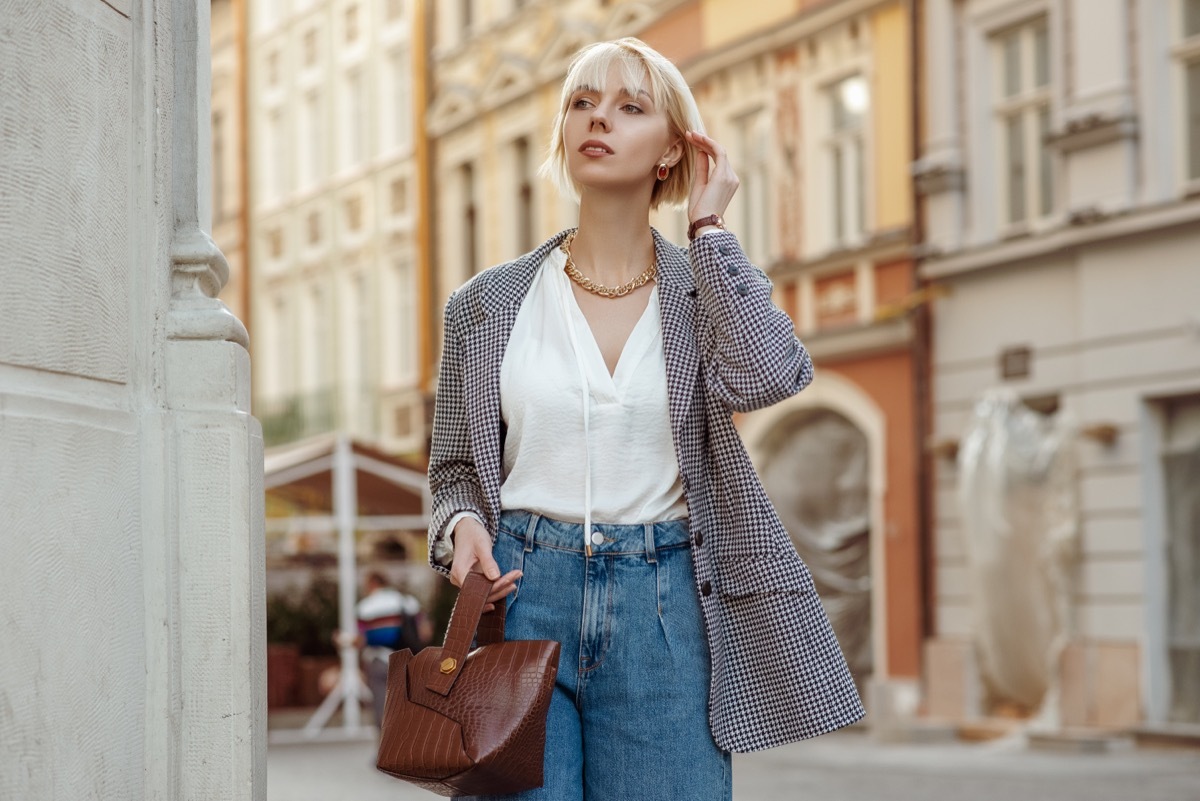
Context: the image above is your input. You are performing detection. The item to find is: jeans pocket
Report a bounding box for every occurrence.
[494,529,526,611]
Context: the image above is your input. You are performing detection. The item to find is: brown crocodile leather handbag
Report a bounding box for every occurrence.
[376,571,561,797]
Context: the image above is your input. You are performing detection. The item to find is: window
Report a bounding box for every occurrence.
[826,75,868,247]
[735,110,772,260]
[1184,1,1200,181]
[354,274,373,406]
[345,5,359,44]
[389,48,412,150]
[461,162,478,276]
[307,211,321,245]
[394,259,415,381]
[301,91,323,188]
[345,196,363,231]
[514,137,534,253]
[212,111,226,223]
[266,51,280,86]
[390,177,409,215]
[303,30,318,66]
[993,17,1053,225]
[267,228,284,259]
[308,286,328,392]
[272,296,292,394]
[267,109,286,201]
[1187,0,1200,38]
[345,70,367,166]
[386,0,405,22]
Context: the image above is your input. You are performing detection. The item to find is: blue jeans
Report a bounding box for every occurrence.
[469,509,732,801]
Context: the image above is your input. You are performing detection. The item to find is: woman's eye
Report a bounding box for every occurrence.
[622,104,643,114]
[571,98,592,109]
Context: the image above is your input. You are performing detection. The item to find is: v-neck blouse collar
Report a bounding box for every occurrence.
[546,246,661,399]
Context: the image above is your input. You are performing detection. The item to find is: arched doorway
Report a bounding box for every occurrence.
[758,408,873,689]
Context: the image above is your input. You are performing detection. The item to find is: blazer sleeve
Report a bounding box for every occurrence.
[426,293,489,576]
[689,230,814,413]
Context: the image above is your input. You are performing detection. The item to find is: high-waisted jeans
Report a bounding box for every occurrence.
[468,509,732,801]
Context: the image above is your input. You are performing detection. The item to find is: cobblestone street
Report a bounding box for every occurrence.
[267,729,1200,801]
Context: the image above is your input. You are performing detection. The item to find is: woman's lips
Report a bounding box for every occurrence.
[579,140,613,156]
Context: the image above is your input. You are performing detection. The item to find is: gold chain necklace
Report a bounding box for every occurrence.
[560,230,657,299]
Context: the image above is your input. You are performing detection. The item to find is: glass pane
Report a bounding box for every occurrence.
[1006,115,1026,224]
[1189,61,1200,181]
[1164,446,1200,723]
[831,76,868,132]
[1186,0,1200,38]
[1003,31,1021,97]
[854,136,865,238]
[1038,106,1053,216]
[832,146,845,244]
[1034,21,1050,87]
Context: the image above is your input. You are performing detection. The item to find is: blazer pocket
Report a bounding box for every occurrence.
[717,554,815,598]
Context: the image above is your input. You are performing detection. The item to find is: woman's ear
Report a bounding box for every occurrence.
[661,135,685,168]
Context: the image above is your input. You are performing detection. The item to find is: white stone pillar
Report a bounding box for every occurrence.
[0,0,264,798]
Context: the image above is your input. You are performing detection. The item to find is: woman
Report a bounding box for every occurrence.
[427,37,863,801]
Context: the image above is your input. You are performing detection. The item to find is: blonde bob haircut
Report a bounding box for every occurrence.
[540,38,705,211]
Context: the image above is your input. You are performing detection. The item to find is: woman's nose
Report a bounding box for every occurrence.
[589,109,610,131]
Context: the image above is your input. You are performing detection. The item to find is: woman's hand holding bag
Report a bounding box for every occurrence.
[450,516,522,612]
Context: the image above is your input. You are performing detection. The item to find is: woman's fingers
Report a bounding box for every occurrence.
[486,570,522,604]
[686,129,739,220]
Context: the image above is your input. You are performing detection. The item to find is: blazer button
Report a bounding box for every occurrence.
[694,532,704,547]
[735,283,749,296]
[701,580,712,596]
[718,244,732,256]
[725,264,740,276]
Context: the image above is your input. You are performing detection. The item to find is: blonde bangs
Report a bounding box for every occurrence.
[541,38,704,212]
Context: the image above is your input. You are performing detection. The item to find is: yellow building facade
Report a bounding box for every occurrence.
[426,0,924,727]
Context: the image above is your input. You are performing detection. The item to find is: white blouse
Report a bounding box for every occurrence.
[437,244,687,562]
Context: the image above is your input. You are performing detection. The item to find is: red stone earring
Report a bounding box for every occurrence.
[657,163,669,180]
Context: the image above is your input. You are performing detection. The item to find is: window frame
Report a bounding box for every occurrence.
[1177,0,1200,191]
[990,16,1056,234]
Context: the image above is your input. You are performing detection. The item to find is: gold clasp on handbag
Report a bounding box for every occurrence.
[439,657,457,674]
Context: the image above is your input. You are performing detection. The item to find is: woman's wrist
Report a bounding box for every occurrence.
[687,213,725,240]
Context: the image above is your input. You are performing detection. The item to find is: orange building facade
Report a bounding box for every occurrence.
[642,0,926,724]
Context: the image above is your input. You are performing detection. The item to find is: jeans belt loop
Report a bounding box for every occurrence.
[523,512,539,553]
[643,522,658,564]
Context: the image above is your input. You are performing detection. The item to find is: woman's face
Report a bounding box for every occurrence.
[562,61,681,199]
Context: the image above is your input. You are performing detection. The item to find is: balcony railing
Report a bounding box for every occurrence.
[257,387,337,447]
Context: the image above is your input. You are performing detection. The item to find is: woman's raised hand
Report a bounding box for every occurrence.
[449,516,522,612]
[685,130,739,225]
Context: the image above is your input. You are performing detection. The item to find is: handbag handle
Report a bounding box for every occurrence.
[426,571,507,696]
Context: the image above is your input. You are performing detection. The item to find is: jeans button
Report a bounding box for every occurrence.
[590,530,604,546]
[701,580,712,596]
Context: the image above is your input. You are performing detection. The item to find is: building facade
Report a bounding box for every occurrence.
[213,0,250,326]
[427,0,926,725]
[249,0,431,455]
[917,0,1200,732]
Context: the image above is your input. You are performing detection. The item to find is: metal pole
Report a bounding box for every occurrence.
[334,434,361,731]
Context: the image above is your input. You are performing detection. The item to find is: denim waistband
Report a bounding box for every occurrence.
[498,509,691,558]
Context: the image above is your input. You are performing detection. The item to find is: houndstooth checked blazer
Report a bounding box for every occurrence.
[427,227,865,752]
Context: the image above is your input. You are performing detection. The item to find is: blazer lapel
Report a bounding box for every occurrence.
[652,229,700,447]
[461,231,571,524]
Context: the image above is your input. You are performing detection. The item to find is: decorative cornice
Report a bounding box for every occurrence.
[912,158,966,196]
[1046,112,1138,153]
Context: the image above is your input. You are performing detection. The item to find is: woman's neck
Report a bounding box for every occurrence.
[571,191,656,286]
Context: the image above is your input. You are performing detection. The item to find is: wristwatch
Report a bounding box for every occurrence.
[687,214,725,241]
